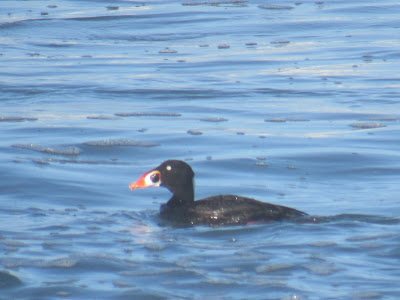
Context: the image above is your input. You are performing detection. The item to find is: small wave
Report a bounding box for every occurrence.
[87,115,121,120]
[349,122,387,129]
[0,270,22,288]
[0,116,37,122]
[360,116,399,121]
[265,117,310,122]
[187,130,203,135]
[29,158,130,165]
[32,42,75,48]
[12,144,81,156]
[40,257,78,268]
[83,139,159,147]
[303,214,400,225]
[258,5,294,10]
[159,48,178,54]
[265,118,287,123]
[115,112,181,117]
[182,0,247,7]
[200,117,228,122]
[217,44,230,49]
[270,40,291,45]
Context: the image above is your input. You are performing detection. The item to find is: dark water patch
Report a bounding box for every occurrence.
[113,280,134,288]
[0,116,37,122]
[83,139,159,147]
[258,5,294,10]
[264,117,310,122]
[95,88,244,100]
[31,158,51,166]
[26,52,41,57]
[5,285,100,300]
[0,20,26,29]
[42,279,76,286]
[346,233,394,242]
[12,144,81,156]
[0,85,93,101]
[33,225,70,232]
[173,105,240,115]
[72,254,137,272]
[0,270,22,288]
[270,40,291,45]
[323,4,400,15]
[359,116,399,121]
[21,157,132,166]
[119,262,201,278]
[8,125,119,137]
[187,130,203,135]
[217,44,230,49]
[40,257,79,269]
[159,48,178,54]
[305,261,340,276]
[306,112,386,121]
[62,14,145,22]
[106,5,119,11]
[1,239,27,248]
[0,256,78,269]
[87,115,121,120]
[349,122,387,129]
[98,31,208,42]
[255,263,295,274]
[31,42,76,48]
[200,117,228,122]
[64,10,212,25]
[265,118,287,123]
[115,112,181,117]
[254,88,337,97]
[182,0,247,7]
[286,117,310,122]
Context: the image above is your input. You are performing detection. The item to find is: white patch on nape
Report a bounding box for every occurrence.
[166,165,172,171]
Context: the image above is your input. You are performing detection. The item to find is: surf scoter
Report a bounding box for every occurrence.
[129,160,307,226]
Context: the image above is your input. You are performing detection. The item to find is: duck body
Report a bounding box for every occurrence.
[130,160,307,226]
[160,194,306,226]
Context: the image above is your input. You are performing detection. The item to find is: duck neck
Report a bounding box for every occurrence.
[167,183,195,207]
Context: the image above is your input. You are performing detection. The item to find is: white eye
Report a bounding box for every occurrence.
[166,165,172,171]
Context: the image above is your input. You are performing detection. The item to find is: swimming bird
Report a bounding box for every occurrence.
[130,160,307,226]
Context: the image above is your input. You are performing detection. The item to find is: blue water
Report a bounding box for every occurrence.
[1,0,400,299]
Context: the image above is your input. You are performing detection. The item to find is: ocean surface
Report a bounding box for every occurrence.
[1,0,400,299]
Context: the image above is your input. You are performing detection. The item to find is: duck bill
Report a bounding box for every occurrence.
[129,170,161,190]
[129,172,150,190]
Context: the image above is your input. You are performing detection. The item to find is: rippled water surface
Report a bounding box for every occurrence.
[1,0,400,299]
